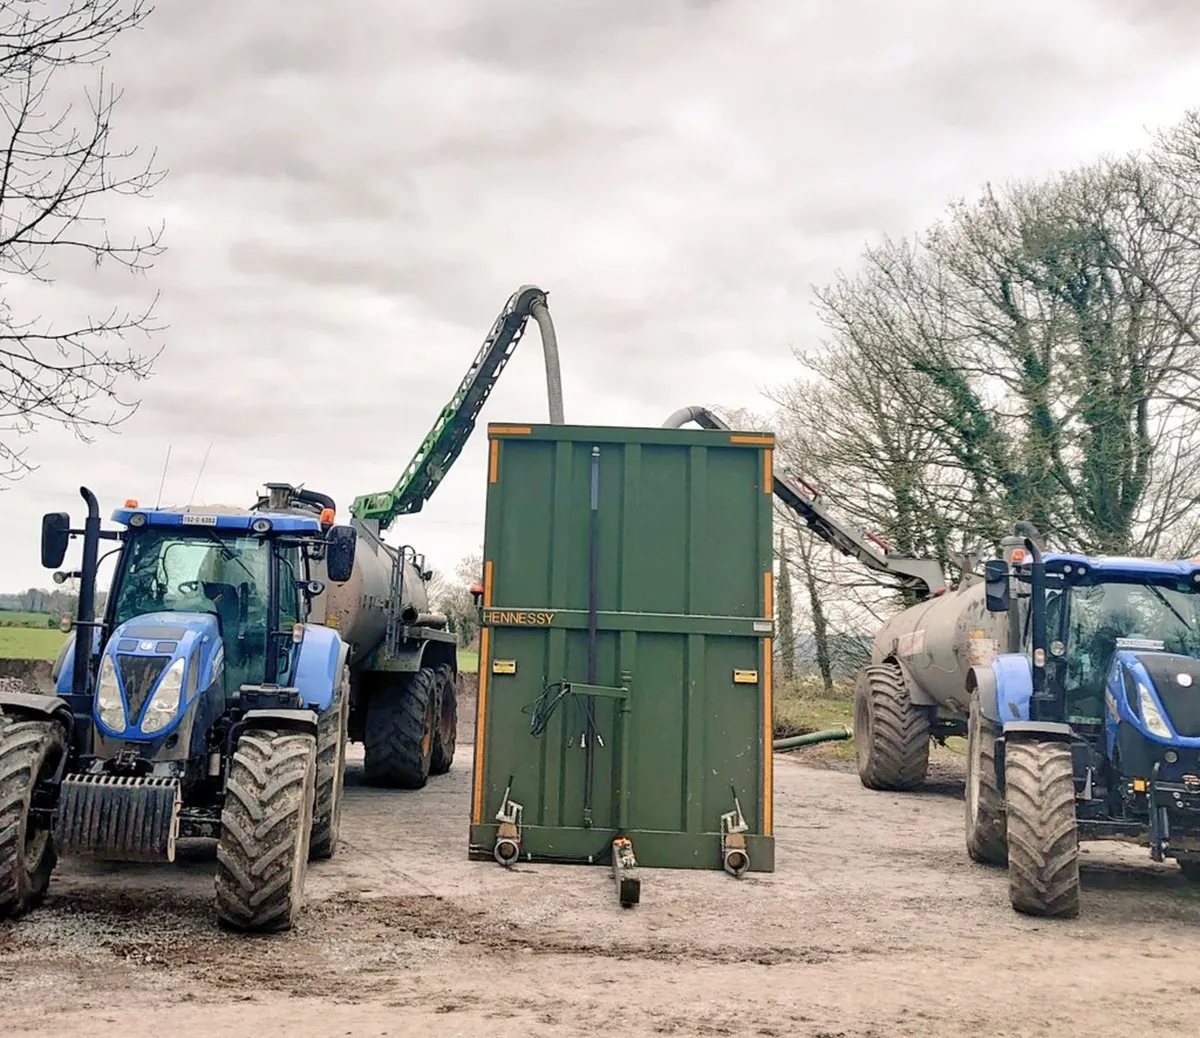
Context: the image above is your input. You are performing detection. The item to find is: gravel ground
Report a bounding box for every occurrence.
[3,692,1200,1038]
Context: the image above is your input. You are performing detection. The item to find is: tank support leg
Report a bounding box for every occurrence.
[720,787,750,877]
[612,836,640,907]
[493,779,522,866]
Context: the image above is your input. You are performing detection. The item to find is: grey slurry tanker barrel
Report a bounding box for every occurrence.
[854,542,1025,793]
[253,483,459,791]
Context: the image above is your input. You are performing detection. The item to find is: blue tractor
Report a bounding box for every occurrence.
[967,536,1200,917]
[0,486,359,932]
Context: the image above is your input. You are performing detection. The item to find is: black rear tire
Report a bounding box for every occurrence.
[430,664,457,776]
[0,717,66,920]
[362,667,437,789]
[1004,738,1080,918]
[215,728,317,933]
[965,691,1007,866]
[854,662,930,791]
[309,667,349,861]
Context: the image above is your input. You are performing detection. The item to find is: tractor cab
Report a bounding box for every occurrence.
[45,501,357,755]
[1023,556,1200,739]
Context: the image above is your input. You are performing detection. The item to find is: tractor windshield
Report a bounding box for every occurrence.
[110,528,274,691]
[1058,580,1200,719]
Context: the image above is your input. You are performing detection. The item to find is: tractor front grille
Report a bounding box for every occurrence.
[116,654,171,721]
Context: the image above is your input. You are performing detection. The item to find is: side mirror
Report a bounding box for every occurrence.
[41,512,71,569]
[325,525,357,584]
[984,559,1010,612]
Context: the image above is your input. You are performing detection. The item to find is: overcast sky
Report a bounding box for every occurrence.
[4,0,1200,593]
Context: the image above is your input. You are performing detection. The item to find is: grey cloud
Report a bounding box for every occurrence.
[4,0,1200,591]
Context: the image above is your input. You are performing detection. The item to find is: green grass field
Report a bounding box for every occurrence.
[457,648,478,674]
[0,626,67,661]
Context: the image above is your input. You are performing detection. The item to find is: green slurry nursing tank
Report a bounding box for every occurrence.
[469,422,776,902]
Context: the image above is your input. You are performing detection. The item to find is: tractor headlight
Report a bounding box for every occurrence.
[1137,682,1173,739]
[141,657,185,734]
[95,655,126,732]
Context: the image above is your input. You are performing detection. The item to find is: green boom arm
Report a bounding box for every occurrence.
[350,285,562,529]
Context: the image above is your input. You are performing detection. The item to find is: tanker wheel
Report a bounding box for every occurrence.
[1004,737,1080,919]
[964,690,1007,866]
[309,666,350,861]
[362,667,437,790]
[854,662,930,791]
[430,663,457,776]
[0,716,66,921]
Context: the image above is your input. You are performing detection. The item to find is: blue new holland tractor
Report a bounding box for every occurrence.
[967,537,1200,917]
[0,486,359,932]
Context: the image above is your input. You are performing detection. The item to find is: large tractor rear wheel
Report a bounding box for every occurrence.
[965,691,1007,866]
[362,667,437,789]
[309,667,350,861]
[0,717,65,920]
[430,663,458,776]
[854,662,930,791]
[215,728,317,933]
[1004,737,1080,918]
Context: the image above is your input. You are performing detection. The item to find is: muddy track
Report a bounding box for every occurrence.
[3,700,1200,1037]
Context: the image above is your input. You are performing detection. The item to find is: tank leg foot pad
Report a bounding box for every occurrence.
[612,836,640,907]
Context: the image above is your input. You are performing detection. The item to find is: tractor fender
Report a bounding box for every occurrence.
[292,625,350,715]
[0,689,74,731]
[1001,720,1074,743]
[966,664,999,723]
[987,653,1034,725]
[241,708,319,737]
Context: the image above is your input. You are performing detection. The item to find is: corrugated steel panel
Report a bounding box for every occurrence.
[470,423,775,872]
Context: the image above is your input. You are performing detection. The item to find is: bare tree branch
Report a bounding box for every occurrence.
[0,0,165,482]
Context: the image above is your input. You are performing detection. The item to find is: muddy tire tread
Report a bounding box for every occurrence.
[1004,738,1080,919]
[362,667,436,790]
[215,728,316,933]
[855,662,930,791]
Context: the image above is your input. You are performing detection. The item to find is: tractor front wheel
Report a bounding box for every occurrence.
[215,728,317,933]
[0,716,65,920]
[1004,737,1080,918]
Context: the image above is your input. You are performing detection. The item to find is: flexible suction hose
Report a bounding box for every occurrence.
[513,285,565,425]
[662,405,728,431]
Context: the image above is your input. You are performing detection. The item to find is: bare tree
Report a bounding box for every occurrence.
[0,0,165,480]
[428,549,483,649]
[788,120,1200,561]
[774,530,795,681]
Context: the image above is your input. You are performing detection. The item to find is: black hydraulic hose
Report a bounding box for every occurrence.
[295,489,337,513]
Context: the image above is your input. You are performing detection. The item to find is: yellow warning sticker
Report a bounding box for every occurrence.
[492,659,517,675]
[733,669,759,684]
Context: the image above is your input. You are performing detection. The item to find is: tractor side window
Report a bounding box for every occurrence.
[276,545,303,625]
